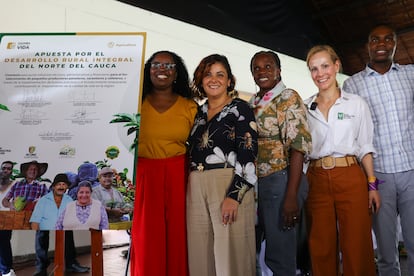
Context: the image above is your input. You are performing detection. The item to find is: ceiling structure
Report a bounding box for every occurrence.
[119,0,414,75]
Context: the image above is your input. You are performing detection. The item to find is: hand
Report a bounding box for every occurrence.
[369,190,381,214]
[108,208,124,218]
[221,197,239,226]
[282,195,300,231]
[8,199,15,210]
[120,207,130,214]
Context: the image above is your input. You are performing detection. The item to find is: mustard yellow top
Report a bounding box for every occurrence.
[138,95,198,159]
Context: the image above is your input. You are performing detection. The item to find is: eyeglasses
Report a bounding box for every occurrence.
[150,62,176,70]
[1,167,12,171]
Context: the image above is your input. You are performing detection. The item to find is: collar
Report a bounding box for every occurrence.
[76,201,92,209]
[252,81,286,106]
[305,89,351,111]
[46,191,70,200]
[21,178,40,185]
[364,62,400,76]
[100,184,113,192]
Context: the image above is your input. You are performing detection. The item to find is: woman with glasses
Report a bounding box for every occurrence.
[130,51,198,276]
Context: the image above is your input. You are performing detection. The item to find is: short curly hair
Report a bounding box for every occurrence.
[250,50,281,72]
[192,54,237,100]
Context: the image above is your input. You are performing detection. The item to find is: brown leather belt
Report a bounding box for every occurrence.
[190,163,234,172]
[310,156,358,169]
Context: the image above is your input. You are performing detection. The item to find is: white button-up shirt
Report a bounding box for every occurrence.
[304,91,376,161]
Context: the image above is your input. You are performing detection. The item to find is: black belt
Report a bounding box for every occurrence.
[190,163,234,172]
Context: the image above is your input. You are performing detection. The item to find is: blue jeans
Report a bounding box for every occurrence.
[0,230,12,274]
[373,170,414,276]
[258,169,308,276]
[35,230,78,271]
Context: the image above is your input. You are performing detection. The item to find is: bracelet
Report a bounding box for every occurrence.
[367,176,376,183]
[368,181,378,191]
[368,178,384,191]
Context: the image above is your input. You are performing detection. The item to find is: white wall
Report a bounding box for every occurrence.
[1,0,348,257]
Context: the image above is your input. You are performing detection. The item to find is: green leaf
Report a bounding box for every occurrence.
[124,122,139,127]
[110,118,130,123]
[127,127,137,135]
[0,104,10,111]
[110,112,140,151]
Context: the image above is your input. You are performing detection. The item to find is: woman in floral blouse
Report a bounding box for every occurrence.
[249,51,312,276]
[187,54,258,276]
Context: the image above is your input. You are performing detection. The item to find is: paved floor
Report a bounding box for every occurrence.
[13,245,131,276]
[11,245,409,276]
[11,230,131,276]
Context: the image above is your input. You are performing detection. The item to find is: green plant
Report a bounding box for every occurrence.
[95,159,111,169]
[116,180,135,203]
[110,113,141,151]
[0,104,10,111]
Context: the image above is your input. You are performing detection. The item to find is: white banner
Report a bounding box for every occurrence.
[0,33,145,229]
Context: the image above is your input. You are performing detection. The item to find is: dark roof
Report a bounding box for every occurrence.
[119,0,414,75]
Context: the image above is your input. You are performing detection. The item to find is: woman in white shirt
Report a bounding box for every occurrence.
[304,45,380,276]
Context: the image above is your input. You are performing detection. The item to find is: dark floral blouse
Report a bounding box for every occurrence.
[188,98,258,203]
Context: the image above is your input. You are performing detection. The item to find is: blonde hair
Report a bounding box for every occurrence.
[306,45,342,73]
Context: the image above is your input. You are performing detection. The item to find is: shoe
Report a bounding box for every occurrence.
[66,263,90,273]
[33,269,47,276]
[4,269,16,276]
[296,270,311,276]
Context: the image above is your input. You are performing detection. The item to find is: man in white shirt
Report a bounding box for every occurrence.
[92,167,128,223]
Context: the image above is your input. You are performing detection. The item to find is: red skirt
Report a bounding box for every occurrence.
[130,155,188,276]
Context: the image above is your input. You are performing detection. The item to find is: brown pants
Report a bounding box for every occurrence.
[187,168,256,276]
[306,164,376,276]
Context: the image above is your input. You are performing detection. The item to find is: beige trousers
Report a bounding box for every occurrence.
[187,168,256,276]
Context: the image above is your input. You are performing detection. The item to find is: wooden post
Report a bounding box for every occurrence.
[90,229,104,276]
[54,230,104,275]
[54,230,65,276]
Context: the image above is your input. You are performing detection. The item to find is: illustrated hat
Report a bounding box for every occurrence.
[20,160,48,179]
[52,173,70,187]
[99,167,113,176]
[78,162,98,182]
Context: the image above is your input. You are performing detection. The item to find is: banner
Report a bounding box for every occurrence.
[0,33,145,230]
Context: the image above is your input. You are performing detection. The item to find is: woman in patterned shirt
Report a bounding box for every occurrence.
[187,54,258,276]
[249,51,312,276]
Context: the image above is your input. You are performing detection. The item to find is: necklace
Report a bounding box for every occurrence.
[209,102,226,110]
[208,97,231,110]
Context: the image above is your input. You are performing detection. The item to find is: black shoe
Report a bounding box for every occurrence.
[33,269,47,276]
[66,263,90,273]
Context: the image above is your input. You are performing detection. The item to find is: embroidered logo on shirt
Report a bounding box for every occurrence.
[337,112,354,120]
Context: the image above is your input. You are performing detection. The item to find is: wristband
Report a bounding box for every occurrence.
[367,176,376,183]
[368,178,384,191]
